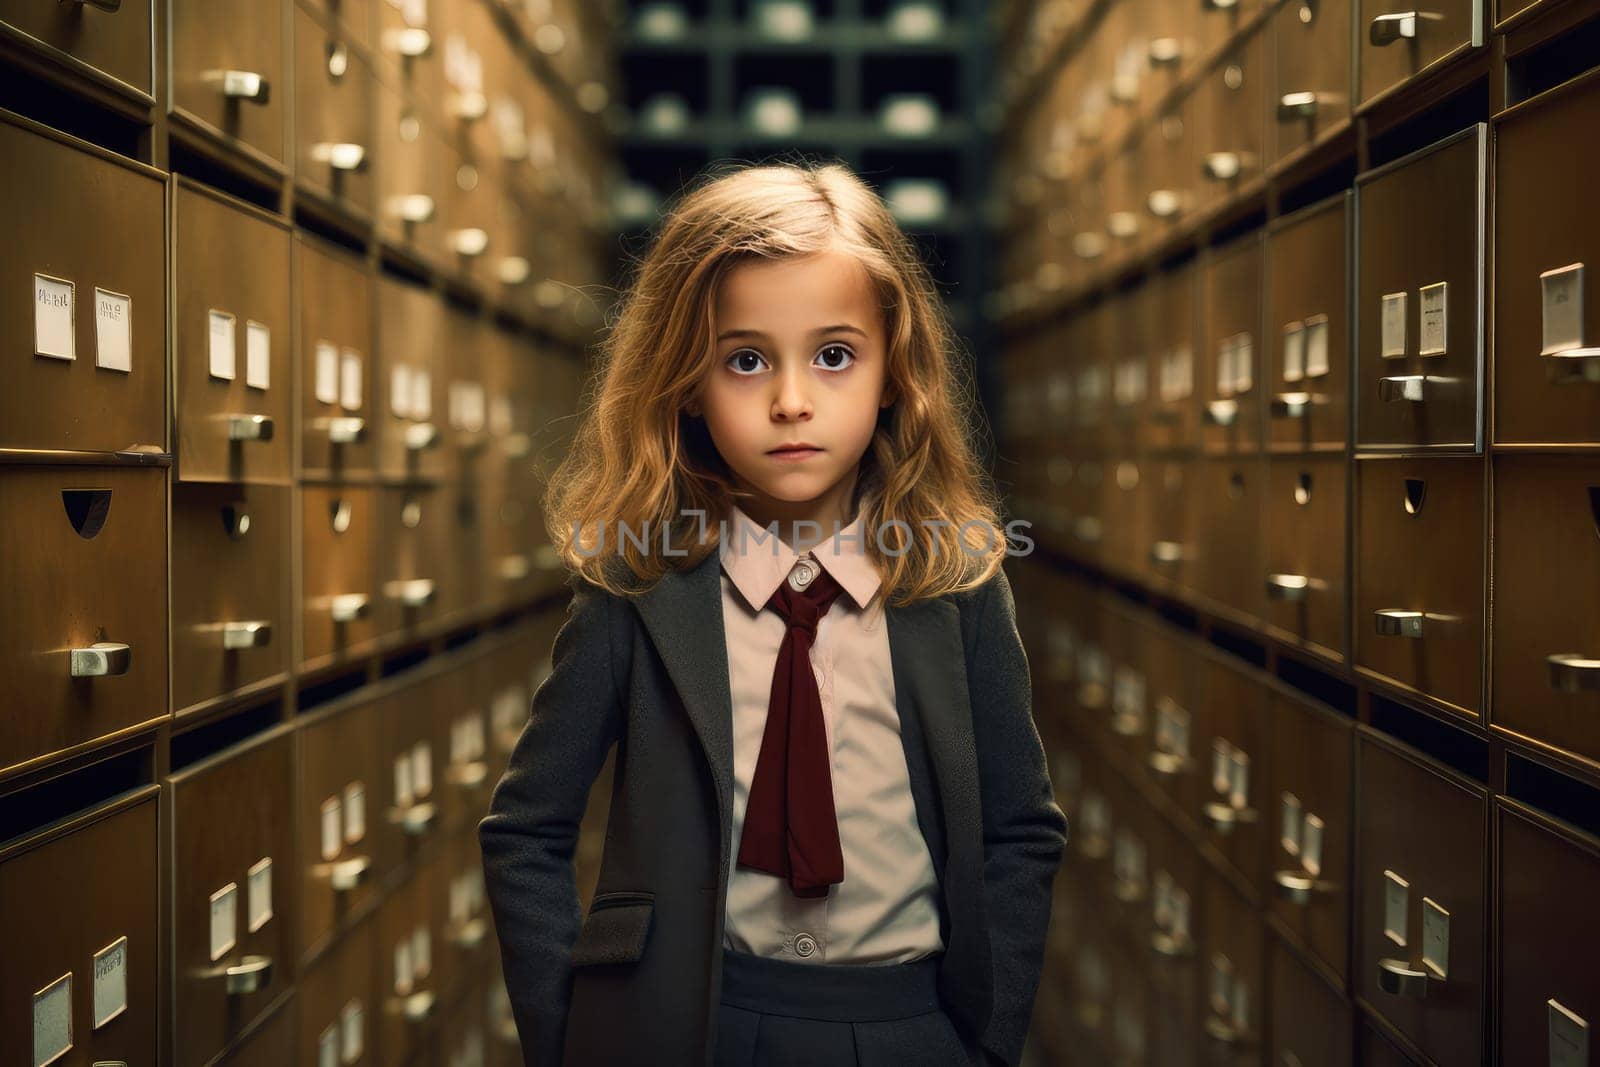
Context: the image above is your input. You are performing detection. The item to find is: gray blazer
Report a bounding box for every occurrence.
[479,547,1067,1066]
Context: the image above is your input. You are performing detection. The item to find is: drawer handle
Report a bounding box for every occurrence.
[1150,929,1195,958]
[1111,710,1144,738]
[1374,609,1424,638]
[1149,37,1183,66]
[401,988,437,1023]
[1202,0,1239,9]
[317,415,367,444]
[1547,653,1600,693]
[221,621,273,650]
[1376,957,1431,998]
[448,760,489,788]
[311,141,368,172]
[1204,1015,1249,1045]
[1274,869,1336,905]
[223,955,274,995]
[449,91,489,122]
[1369,11,1430,45]
[1150,540,1187,565]
[205,69,270,103]
[67,0,121,10]
[498,255,533,286]
[1270,391,1311,418]
[450,917,488,949]
[330,593,371,623]
[227,414,276,442]
[386,194,436,224]
[385,577,436,607]
[1204,398,1239,425]
[1107,211,1141,239]
[383,26,432,57]
[1266,574,1310,602]
[1073,231,1106,260]
[1078,833,1111,860]
[71,641,132,678]
[1543,346,1600,384]
[1113,877,1146,904]
[1146,189,1182,219]
[450,227,490,258]
[392,800,437,836]
[1277,91,1320,121]
[1202,152,1244,182]
[1203,800,1257,834]
[327,854,372,891]
[1378,374,1426,403]
[499,554,531,581]
[1078,681,1108,710]
[1073,516,1103,544]
[404,422,441,451]
[1148,750,1194,777]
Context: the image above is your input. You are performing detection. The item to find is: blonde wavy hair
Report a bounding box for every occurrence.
[545,159,1009,606]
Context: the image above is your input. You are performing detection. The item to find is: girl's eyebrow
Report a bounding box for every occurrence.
[716,324,869,342]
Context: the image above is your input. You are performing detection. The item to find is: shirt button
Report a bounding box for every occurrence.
[794,933,817,958]
[789,561,815,591]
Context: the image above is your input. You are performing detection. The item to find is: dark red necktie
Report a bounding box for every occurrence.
[736,558,847,898]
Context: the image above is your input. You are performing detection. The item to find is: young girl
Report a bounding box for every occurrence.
[479,161,1067,1067]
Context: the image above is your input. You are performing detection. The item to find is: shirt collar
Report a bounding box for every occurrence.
[719,501,882,612]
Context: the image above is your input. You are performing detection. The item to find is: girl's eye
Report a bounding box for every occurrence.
[727,349,767,375]
[816,344,855,371]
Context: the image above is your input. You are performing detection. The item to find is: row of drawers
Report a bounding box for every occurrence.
[0,615,549,1067]
[6,107,586,478]
[1012,450,1600,761]
[1019,574,1600,1066]
[1,466,564,777]
[1005,72,1600,454]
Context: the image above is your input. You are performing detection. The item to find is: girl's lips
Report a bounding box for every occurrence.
[768,447,822,462]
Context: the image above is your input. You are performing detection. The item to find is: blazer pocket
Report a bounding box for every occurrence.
[570,891,655,967]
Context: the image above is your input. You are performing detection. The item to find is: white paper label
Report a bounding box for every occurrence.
[1419,282,1448,357]
[1384,869,1409,946]
[343,781,366,844]
[1152,871,1173,928]
[1381,291,1407,359]
[412,923,432,980]
[341,998,365,1063]
[319,1023,340,1067]
[1212,738,1232,795]
[1541,263,1585,356]
[410,368,433,421]
[1280,792,1302,855]
[391,364,413,419]
[316,341,340,404]
[1302,813,1324,876]
[1217,336,1236,397]
[1304,314,1331,378]
[1229,748,1250,808]
[1113,667,1145,720]
[94,289,132,373]
[1549,999,1589,1067]
[1421,896,1450,977]
[1161,346,1194,401]
[451,875,471,925]
[340,348,363,411]
[1233,334,1254,393]
[1170,886,1190,940]
[246,320,271,390]
[1233,979,1251,1030]
[33,274,75,361]
[1160,703,1191,756]
[210,882,239,961]
[92,937,128,1030]
[209,309,237,380]
[412,741,433,798]
[33,972,72,1067]
[320,795,343,861]
[248,857,274,932]
[1281,321,1305,383]
[1210,953,1233,1013]
[394,938,414,995]
[394,753,415,808]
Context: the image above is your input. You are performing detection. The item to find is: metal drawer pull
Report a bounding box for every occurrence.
[222,621,273,650]
[1148,750,1193,777]
[1271,391,1311,418]
[402,989,437,1023]
[1274,870,1336,905]
[1202,0,1239,9]
[451,917,489,948]
[318,415,367,443]
[1266,574,1310,602]
[328,854,372,891]
[384,26,432,57]
[1147,189,1181,219]
[207,70,270,103]
[448,760,489,788]
[1204,1016,1249,1045]
[450,91,489,122]
[386,194,436,224]
[68,0,121,10]
[1073,516,1103,544]
[1107,211,1141,239]
[1378,374,1426,402]
[1277,91,1319,121]
[1149,38,1183,65]
[1377,957,1430,998]
[385,578,436,607]
[227,414,275,442]
[1150,540,1187,564]
[1204,398,1239,425]
[330,593,370,623]
[498,255,533,286]
[224,955,274,995]
[404,422,441,450]
[1203,801,1257,834]
[1543,347,1600,384]
[1547,654,1600,693]
[311,142,368,171]
[1150,929,1194,958]
[1073,231,1106,260]
[1078,681,1108,710]
[450,227,490,257]
[1369,11,1421,45]
[1202,152,1243,181]
[499,554,531,581]
[392,800,437,836]
[71,642,132,677]
[1113,877,1145,904]
[1374,609,1424,638]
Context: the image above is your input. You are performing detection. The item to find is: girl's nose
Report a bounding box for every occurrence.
[772,364,812,419]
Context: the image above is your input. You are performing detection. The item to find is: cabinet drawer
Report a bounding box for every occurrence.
[1270,0,1353,164]
[0,0,152,102]
[1357,0,1481,108]
[1266,194,1350,451]
[1197,654,1269,890]
[1270,936,1353,1067]
[1194,457,1266,626]
[298,698,387,960]
[1263,454,1347,661]
[301,484,379,671]
[294,2,375,220]
[1194,27,1267,213]
[169,0,286,166]
[298,235,375,479]
[1201,233,1264,455]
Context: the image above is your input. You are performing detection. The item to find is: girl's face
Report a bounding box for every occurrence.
[689,248,896,531]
